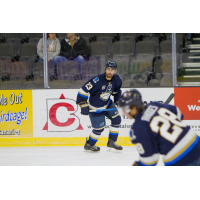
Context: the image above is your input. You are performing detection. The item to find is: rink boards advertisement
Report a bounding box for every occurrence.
[33,87,200,140]
[34,88,174,136]
[174,87,200,134]
[0,90,33,138]
[32,88,175,146]
[0,87,200,146]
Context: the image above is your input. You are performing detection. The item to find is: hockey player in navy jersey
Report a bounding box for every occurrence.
[118,89,200,166]
[76,61,123,152]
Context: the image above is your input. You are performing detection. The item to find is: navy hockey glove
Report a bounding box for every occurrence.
[132,161,141,166]
[79,101,89,115]
[115,101,119,107]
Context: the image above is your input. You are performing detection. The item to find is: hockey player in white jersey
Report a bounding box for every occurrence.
[118,89,200,166]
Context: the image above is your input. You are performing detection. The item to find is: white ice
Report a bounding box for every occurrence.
[0,146,164,166]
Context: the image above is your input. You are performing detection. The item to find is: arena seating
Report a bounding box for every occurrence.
[1,33,199,88]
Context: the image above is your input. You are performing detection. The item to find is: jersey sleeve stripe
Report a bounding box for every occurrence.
[139,153,159,166]
[111,113,119,118]
[163,130,199,165]
[78,88,88,96]
[78,92,88,99]
[139,161,157,166]
[165,135,199,166]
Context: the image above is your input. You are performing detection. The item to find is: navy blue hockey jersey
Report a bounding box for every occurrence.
[76,73,122,113]
[130,102,200,166]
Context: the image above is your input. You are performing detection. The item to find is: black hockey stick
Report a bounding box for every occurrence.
[164,93,175,104]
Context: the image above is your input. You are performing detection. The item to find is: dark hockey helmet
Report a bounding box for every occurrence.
[118,89,144,112]
[105,61,117,70]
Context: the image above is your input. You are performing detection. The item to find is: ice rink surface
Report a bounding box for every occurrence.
[0,146,164,166]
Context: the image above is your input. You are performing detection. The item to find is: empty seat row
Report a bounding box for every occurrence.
[89,40,181,62]
[0,33,184,46]
[0,40,181,63]
[96,40,180,55]
[90,40,180,57]
[0,33,137,40]
[0,54,176,80]
[0,43,38,65]
[0,57,174,89]
[0,33,175,49]
[0,60,80,89]
[0,60,31,80]
[1,33,43,39]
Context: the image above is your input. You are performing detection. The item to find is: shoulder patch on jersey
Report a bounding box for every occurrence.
[102,85,106,90]
[93,77,99,83]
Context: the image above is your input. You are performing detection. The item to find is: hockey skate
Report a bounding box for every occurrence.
[84,139,100,152]
[107,139,123,152]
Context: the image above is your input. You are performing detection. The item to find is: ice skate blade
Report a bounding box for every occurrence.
[84,150,100,153]
[106,147,122,153]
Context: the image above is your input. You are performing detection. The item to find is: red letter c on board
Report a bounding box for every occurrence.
[49,103,75,127]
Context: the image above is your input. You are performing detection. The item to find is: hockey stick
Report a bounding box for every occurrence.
[89,93,175,113]
[89,108,117,113]
[164,93,175,104]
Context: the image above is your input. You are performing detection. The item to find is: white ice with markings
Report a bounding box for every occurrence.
[0,146,164,166]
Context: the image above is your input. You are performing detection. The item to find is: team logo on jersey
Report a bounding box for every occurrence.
[102,85,106,90]
[106,83,112,92]
[100,92,112,101]
[93,77,99,83]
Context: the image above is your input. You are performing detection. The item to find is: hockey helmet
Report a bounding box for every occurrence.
[118,89,144,114]
[105,61,117,70]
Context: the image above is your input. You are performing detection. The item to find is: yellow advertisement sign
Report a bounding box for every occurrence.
[0,90,33,137]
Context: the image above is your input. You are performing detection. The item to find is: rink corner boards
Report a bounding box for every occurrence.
[0,137,134,147]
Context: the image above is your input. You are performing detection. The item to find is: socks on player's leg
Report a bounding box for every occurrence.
[109,125,119,142]
[88,129,102,146]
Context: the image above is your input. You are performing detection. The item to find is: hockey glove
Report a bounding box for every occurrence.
[115,101,119,107]
[79,101,89,115]
[132,161,140,166]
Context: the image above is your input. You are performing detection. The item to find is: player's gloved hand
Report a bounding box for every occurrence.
[115,101,119,107]
[79,101,89,115]
[132,161,140,166]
